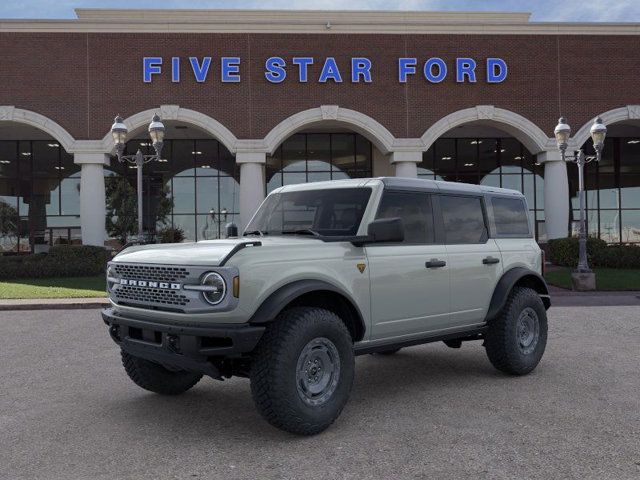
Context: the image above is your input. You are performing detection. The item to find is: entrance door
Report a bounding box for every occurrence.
[366,190,451,341]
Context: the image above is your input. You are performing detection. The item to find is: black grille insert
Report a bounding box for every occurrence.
[113,264,189,282]
[115,285,190,307]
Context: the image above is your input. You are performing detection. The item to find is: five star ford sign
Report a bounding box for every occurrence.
[142,57,508,84]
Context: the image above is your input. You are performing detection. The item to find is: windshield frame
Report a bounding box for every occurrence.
[244,187,373,238]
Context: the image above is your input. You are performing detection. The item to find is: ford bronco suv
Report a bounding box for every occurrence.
[102,177,550,435]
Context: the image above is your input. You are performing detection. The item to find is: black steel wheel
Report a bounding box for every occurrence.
[485,286,548,375]
[250,307,355,435]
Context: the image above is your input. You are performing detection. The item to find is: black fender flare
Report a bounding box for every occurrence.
[248,279,367,340]
[485,267,551,322]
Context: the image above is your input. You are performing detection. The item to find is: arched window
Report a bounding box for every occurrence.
[419,137,545,241]
[108,138,239,244]
[266,133,373,193]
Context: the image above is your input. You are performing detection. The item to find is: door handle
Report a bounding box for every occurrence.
[482,256,500,265]
[425,259,446,268]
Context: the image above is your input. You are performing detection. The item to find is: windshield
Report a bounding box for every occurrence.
[245,187,372,237]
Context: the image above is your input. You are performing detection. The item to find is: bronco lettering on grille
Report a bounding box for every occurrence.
[119,279,181,290]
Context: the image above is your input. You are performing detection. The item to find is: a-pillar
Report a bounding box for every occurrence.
[237,151,266,230]
[538,151,570,240]
[75,153,109,246]
[391,150,422,178]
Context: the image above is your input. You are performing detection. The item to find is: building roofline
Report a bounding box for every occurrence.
[0,9,639,35]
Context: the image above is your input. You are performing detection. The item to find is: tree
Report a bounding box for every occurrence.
[105,176,172,245]
[0,200,19,251]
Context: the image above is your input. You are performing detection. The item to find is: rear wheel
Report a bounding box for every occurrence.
[121,351,202,395]
[250,307,355,435]
[484,287,548,375]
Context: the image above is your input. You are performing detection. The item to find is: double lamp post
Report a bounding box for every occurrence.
[110,114,166,241]
[553,115,607,290]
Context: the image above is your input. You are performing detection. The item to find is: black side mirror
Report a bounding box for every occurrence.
[366,217,404,243]
[225,222,239,238]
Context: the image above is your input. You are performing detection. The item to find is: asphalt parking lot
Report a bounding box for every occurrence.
[1,306,639,480]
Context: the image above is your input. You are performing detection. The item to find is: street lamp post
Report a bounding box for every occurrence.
[111,114,165,241]
[553,116,607,289]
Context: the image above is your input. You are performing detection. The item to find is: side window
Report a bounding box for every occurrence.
[440,195,487,244]
[375,191,434,244]
[491,197,531,237]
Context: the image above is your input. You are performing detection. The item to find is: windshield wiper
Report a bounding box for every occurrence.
[281,229,321,237]
[243,230,267,237]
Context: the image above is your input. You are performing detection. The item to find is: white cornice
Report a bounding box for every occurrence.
[0,9,638,35]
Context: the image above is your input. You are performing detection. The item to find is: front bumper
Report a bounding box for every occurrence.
[102,307,265,378]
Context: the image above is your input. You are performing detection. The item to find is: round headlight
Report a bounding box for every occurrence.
[201,272,226,305]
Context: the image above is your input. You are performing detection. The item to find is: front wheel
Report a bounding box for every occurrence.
[250,307,355,435]
[484,287,548,375]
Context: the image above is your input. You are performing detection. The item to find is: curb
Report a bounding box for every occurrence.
[0,298,109,311]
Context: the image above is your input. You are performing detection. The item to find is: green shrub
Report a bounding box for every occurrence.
[548,237,640,269]
[0,245,111,280]
[547,237,607,267]
[596,245,640,269]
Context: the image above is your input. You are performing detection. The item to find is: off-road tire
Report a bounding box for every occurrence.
[250,307,355,435]
[485,286,548,375]
[121,350,202,395]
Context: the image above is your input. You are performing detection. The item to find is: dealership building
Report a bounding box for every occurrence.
[0,9,639,251]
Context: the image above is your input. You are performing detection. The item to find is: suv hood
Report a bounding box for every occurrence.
[113,237,322,266]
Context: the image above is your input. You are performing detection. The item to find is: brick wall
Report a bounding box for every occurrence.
[0,32,638,142]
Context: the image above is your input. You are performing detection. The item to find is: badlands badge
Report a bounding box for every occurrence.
[357,263,366,274]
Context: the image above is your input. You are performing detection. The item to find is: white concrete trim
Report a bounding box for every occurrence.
[571,105,640,149]
[390,150,423,164]
[421,106,552,154]
[73,152,111,165]
[0,106,76,152]
[1,10,639,35]
[536,151,564,164]
[74,9,532,24]
[99,105,239,155]
[263,106,396,155]
[235,151,266,164]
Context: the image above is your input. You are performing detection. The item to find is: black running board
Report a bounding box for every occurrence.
[354,327,487,356]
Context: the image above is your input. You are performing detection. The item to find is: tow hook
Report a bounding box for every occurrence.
[108,324,121,342]
[167,334,180,353]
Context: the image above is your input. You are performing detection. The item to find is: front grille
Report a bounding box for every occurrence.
[113,264,190,282]
[115,285,190,307]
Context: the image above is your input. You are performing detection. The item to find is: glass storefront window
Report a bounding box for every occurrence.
[108,138,239,245]
[571,136,640,244]
[621,210,640,243]
[420,136,544,241]
[266,133,373,194]
[0,140,80,252]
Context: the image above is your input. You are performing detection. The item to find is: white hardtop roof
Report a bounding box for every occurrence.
[273,177,523,197]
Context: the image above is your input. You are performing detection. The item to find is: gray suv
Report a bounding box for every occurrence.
[102,177,550,435]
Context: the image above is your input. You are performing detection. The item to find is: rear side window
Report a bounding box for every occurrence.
[376,191,435,244]
[440,195,487,244]
[491,197,531,237]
